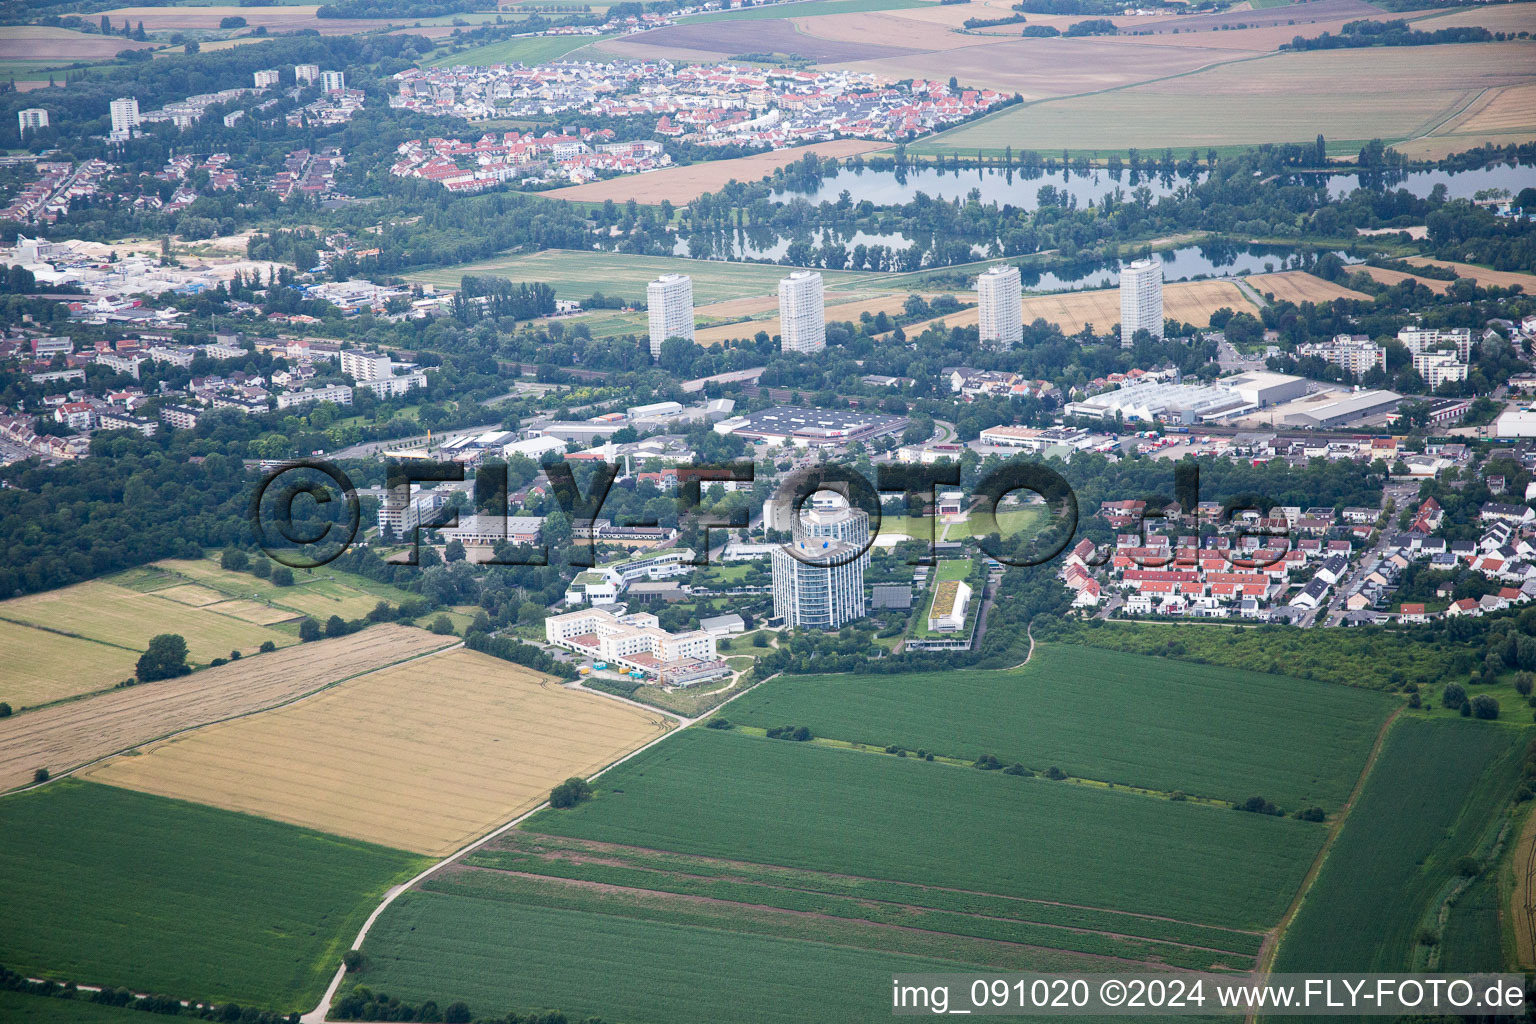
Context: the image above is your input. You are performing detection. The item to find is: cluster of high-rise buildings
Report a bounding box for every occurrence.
[645,269,829,359]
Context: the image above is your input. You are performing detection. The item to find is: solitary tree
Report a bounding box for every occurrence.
[136,633,189,682]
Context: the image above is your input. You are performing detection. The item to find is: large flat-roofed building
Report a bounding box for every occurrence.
[778,271,825,354]
[438,513,543,551]
[1224,371,1310,408]
[1282,389,1402,429]
[772,505,869,630]
[713,405,906,446]
[18,109,48,133]
[647,273,694,359]
[109,97,140,139]
[1066,380,1251,424]
[976,264,1022,347]
[545,607,726,685]
[928,579,972,632]
[1119,257,1163,348]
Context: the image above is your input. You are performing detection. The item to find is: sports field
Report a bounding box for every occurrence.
[0,625,452,792]
[1273,718,1522,970]
[1245,270,1372,305]
[86,648,672,855]
[0,579,295,677]
[403,248,897,302]
[528,727,1323,927]
[723,645,1391,808]
[912,42,1536,155]
[0,779,427,1011]
[543,140,892,205]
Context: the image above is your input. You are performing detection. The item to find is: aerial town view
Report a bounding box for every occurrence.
[0,0,1535,1018]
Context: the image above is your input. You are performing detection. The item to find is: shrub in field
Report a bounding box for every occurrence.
[1470,694,1499,720]
[550,777,592,809]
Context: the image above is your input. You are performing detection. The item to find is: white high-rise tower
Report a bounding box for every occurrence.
[976,264,1023,347]
[1119,257,1164,348]
[778,271,825,354]
[109,97,140,140]
[647,273,694,359]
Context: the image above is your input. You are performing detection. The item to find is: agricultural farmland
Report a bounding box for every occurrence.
[0,779,427,1012]
[0,624,452,792]
[403,247,896,302]
[721,645,1392,808]
[136,557,421,622]
[86,648,672,855]
[912,42,1536,155]
[1273,719,1522,970]
[0,579,296,696]
[0,617,141,709]
[1245,270,1372,305]
[897,278,1254,337]
[543,140,892,205]
[527,727,1325,927]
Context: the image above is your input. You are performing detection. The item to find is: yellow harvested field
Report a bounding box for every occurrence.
[0,625,452,792]
[897,279,1251,336]
[0,619,140,710]
[208,599,301,625]
[1408,257,1536,292]
[1453,85,1536,135]
[154,584,228,607]
[87,648,672,855]
[1357,266,1450,294]
[0,580,294,665]
[542,140,891,204]
[692,291,934,346]
[1245,271,1371,305]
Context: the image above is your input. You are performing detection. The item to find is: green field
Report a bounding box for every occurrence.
[0,992,150,1024]
[1273,719,1522,971]
[361,882,1040,1024]
[427,32,613,68]
[0,780,427,1012]
[123,557,421,622]
[401,247,898,302]
[1045,617,1462,691]
[722,645,1392,808]
[527,727,1324,928]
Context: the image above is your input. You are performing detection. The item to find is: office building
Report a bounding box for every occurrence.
[976,264,1023,347]
[646,273,694,359]
[295,64,320,84]
[771,505,869,630]
[544,607,726,685]
[109,97,140,139]
[254,69,280,89]
[1119,257,1164,347]
[17,109,48,133]
[320,70,346,92]
[778,270,825,354]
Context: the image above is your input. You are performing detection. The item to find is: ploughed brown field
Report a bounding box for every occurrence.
[85,648,674,855]
[0,625,453,792]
